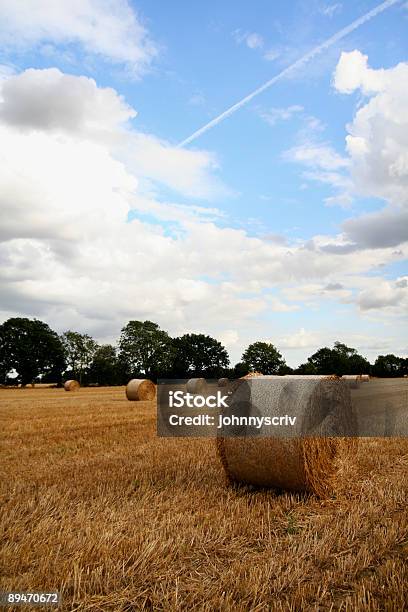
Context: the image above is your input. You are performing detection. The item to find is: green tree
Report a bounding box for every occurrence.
[118,320,173,379]
[0,317,65,386]
[241,341,286,374]
[299,341,370,376]
[172,333,230,377]
[61,331,98,384]
[372,354,407,378]
[89,344,119,386]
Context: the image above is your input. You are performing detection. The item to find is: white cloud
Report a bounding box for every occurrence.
[334,50,408,209]
[320,3,342,18]
[245,33,264,49]
[357,278,408,311]
[260,105,304,126]
[263,49,281,62]
[218,330,239,347]
[0,0,157,76]
[0,68,226,202]
[285,143,348,170]
[278,328,321,349]
[334,50,386,95]
[233,30,264,50]
[0,67,136,133]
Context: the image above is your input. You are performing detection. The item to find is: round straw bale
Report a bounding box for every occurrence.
[360,374,370,382]
[341,374,361,389]
[216,376,356,497]
[126,379,156,401]
[64,380,80,392]
[186,378,207,394]
[242,371,264,379]
[218,377,229,387]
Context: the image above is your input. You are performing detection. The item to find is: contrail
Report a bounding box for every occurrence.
[178,0,400,148]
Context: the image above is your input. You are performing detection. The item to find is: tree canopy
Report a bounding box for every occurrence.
[118,320,173,379]
[61,331,98,384]
[241,341,286,375]
[0,317,65,385]
[297,341,370,376]
[89,344,120,386]
[172,333,229,377]
[372,354,408,378]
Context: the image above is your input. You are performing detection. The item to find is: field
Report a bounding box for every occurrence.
[1,386,407,611]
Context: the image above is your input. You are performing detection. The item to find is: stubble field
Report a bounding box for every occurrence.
[0,386,407,611]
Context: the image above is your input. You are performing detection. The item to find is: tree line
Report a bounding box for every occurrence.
[0,317,406,386]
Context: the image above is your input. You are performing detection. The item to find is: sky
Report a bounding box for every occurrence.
[0,0,407,367]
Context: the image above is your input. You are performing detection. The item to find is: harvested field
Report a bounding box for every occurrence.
[0,385,407,611]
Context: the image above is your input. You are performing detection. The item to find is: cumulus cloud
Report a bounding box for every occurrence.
[278,328,321,349]
[0,0,157,76]
[0,68,135,133]
[334,50,408,209]
[343,207,408,249]
[357,278,408,311]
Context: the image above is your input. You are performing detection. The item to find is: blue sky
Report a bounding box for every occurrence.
[0,0,407,366]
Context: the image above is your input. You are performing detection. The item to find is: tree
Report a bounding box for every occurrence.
[0,317,65,385]
[241,341,286,374]
[89,344,119,386]
[118,320,173,380]
[61,331,98,384]
[299,341,370,376]
[172,333,230,378]
[372,354,407,378]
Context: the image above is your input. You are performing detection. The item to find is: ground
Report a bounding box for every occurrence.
[0,386,407,611]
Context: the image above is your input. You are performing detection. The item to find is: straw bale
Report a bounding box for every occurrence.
[126,379,156,401]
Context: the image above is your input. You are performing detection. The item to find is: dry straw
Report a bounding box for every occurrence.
[186,378,207,394]
[360,374,370,382]
[64,380,80,392]
[216,375,356,497]
[126,379,156,401]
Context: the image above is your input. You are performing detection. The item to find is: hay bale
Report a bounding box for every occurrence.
[242,371,264,379]
[341,375,361,389]
[216,376,356,497]
[186,378,207,394]
[360,374,370,382]
[126,379,156,401]
[218,378,229,387]
[64,380,80,392]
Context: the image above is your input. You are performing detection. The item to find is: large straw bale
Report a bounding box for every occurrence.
[360,374,370,382]
[64,380,80,392]
[186,378,207,394]
[216,376,356,497]
[126,379,156,401]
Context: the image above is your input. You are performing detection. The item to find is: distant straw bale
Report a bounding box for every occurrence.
[64,380,80,392]
[126,379,156,401]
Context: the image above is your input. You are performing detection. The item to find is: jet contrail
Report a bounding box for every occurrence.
[178,0,400,147]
